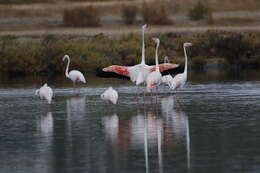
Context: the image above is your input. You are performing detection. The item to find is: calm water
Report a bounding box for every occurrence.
[1,69,260,173]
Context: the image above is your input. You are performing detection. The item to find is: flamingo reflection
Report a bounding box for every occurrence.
[40,111,54,137]
[161,96,191,170]
[66,96,86,116]
[102,114,119,144]
[101,97,191,172]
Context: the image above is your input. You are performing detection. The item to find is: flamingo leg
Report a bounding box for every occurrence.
[73,82,76,93]
[150,88,154,104]
[155,86,159,104]
[143,82,146,104]
[135,85,139,104]
[175,88,181,104]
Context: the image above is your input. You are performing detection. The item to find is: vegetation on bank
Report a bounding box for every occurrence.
[0,31,259,76]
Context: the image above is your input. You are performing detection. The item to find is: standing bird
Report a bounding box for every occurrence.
[35,83,53,104]
[101,87,119,104]
[169,42,192,90]
[146,38,162,92]
[127,24,150,85]
[161,74,173,86]
[102,25,179,83]
[62,55,86,88]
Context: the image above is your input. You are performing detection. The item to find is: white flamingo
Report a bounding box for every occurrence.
[102,25,179,83]
[62,55,86,88]
[168,42,192,90]
[127,24,150,85]
[35,83,53,104]
[161,74,173,86]
[101,87,119,104]
[146,38,162,92]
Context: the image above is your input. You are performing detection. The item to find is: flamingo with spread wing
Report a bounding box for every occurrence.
[102,25,179,84]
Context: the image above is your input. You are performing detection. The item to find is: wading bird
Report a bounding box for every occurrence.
[161,74,173,86]
[168,42,192,90]
[101,87,118,104]
[35,83,53,104]
[63,55,86,88]
[146,38,162,92]
[102,25,179,84]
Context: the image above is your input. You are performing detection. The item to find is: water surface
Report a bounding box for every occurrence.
[0,70,260,173]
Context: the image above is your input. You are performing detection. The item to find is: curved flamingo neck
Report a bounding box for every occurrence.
[141,27,145,65]
[184,46,188,76]
[155,41,159,72]
[65,56,70,78]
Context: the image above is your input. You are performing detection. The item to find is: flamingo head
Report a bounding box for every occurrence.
[184,42,192,47]
[62,55,69,61]
[152,37,160,44]
[164,56,169,63]
[142,24,147,30]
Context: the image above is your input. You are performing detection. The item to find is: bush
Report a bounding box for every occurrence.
[121,5,138,25]
[188,1,209,21]
[141,2,172,25]
[63,6,100,27]
[0,32,260,76]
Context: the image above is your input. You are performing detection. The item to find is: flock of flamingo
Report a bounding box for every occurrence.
[35,24,192,105]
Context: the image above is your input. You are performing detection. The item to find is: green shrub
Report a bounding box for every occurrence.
[0,32,259,76]
[141,2,172,25]
[188,1,209,21]
[63,6,100,27]
[121,5,138,25]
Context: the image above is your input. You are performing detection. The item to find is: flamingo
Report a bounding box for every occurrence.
[146,38,162,92]
[168,42,192,90]
[101,87,118,104]
[102,25,179,83]
[62,55,86,88]
[35,83,53,104]
[161,74,173,86]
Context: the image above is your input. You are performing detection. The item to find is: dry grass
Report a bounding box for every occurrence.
[63,6,100,27]
[170,0,260,12]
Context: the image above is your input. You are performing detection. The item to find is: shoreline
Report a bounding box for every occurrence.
[0,25,260,37]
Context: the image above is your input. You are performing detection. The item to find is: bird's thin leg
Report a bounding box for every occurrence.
[150,88,153,104]
[143,83,146,104]
[175,88,180,104]
[135,85,139,104]
[73,82,76,93]
[155,86,159,104]
[78,84,81,93]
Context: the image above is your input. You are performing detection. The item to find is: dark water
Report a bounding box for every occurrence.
[1,69,260,173]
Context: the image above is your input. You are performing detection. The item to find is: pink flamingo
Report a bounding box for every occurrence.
[102,25,179,85]
[146,38,162,92]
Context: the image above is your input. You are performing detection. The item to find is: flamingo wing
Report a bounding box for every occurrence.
[149,63,179,72]
[103,65,130,77]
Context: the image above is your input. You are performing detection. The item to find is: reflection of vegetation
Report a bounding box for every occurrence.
[0,31,259,76]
